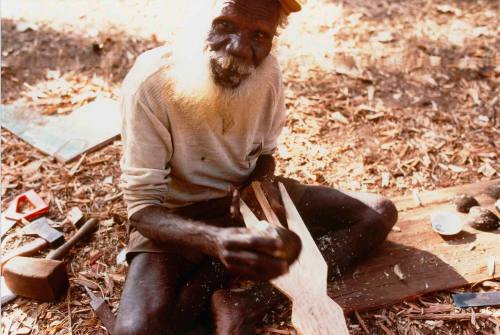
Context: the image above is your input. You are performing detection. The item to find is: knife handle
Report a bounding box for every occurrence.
[47,219,98,260]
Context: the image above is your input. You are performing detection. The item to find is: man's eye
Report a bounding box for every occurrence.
[253,31,268,41]
[215,21,233,32]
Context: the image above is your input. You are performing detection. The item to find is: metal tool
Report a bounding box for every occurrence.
[4,190,49,222]
[1,218,64,270]
[1,190,49,238]
[2,218,98,301]
[453,292,500,308]
[85,286,116,334]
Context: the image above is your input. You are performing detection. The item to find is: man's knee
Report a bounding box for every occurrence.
[372,196,398,232]
[114,316,148,335]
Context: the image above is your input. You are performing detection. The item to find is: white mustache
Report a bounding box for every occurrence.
[212,52,255,76]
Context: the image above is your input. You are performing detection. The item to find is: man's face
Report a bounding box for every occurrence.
[207,0,280,89]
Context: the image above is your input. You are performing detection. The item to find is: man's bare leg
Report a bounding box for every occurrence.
[294,185,398,277]
[212,283,285,335]
[172,258,228,334]
[114,253,191,335]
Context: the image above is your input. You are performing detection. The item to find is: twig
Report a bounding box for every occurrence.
[68,153,86,176]
[408,313,490,320]
[67,286,73,335]
[379,322,396,335]
[103,191,123,203]
[354,310,370,334]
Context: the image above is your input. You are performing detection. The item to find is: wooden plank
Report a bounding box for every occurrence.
[392,178,499,212]
[329,179,500,313]
[1,98,120,163]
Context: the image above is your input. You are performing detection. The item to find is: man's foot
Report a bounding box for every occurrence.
[211,284,284,335]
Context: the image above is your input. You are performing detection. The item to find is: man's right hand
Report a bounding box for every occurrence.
[215,227,298,281]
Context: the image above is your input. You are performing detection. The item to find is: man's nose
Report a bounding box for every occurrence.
[226,34,252,63]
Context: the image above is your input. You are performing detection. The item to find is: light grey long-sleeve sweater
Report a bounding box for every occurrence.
[119,46,286,219]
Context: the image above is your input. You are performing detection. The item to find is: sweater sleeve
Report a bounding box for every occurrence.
[262,71,287,155]
[119,78,173,219]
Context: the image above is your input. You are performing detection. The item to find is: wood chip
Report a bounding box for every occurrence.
[67,207,84,227]
[394,264,405,280]
[68,154,86,176]
[488,256,495,277]
[354,311,370,334]
[71,278,99,290]
[412,190,422,207]
[409,313,490,320]
[381,172,390,187]
[330,111,349,124]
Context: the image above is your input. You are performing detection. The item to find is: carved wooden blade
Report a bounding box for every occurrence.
[239,199,261,229]
[277,182,348,334]
[240,181,348,334]
[251,182,283,228]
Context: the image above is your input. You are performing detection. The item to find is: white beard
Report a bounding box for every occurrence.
[163,7,276,133]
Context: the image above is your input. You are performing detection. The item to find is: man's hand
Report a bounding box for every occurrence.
[224,183,302,281]
[215,227,292,281]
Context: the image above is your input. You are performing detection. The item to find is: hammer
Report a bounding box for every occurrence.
[1,218,65,270]
[2,218,98,301]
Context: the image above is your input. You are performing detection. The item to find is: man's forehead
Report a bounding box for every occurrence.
[214,0,280,22]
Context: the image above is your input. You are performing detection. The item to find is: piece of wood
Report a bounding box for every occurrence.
[408,313,490,320]
[277,182,349,335]
[67,207,84,227]
[241,181,348,334]
[1,98,120,163]
[239,200,261,229]
[329,178,500,313]
[251,182,282,228]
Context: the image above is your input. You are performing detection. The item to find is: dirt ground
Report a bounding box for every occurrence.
[1,0,499,334]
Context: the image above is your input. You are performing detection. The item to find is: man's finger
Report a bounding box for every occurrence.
[223,235,284,255]
[230,188,242,220]
[224,250,288,274]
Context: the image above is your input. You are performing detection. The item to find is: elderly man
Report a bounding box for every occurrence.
[115,0,397,334]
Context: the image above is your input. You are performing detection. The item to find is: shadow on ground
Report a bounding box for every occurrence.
[1,18,162,103]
